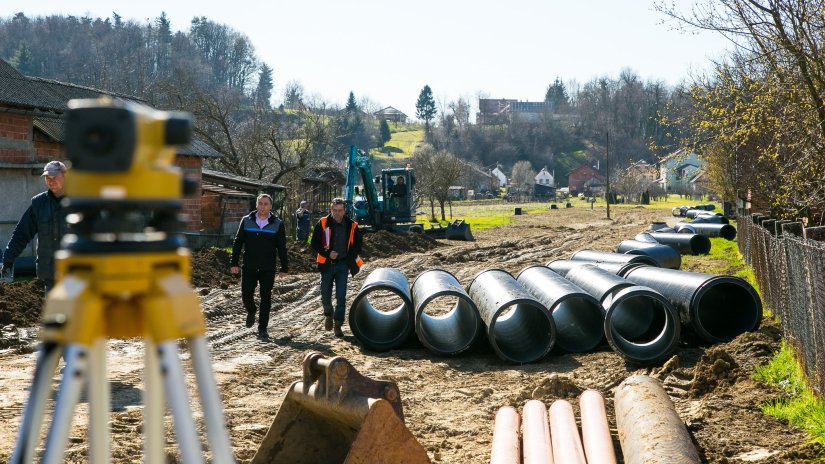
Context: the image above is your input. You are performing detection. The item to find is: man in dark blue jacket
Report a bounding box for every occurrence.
[2,160,68,291]
[310,198,363,337]
[230,193,288,340]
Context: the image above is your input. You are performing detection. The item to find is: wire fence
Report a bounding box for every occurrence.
[738,209,825,393]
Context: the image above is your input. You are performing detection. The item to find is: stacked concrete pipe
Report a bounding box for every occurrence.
[546,259,643,278]
[615,240,682,269]
[517,265,605,353]
[615,375,701,463]
[410,269,482,355]
[564,264,680,364]
[621,266,762,343]
[467,269,556,363]
[640,232,711,255]
[675,222,737,240]
[348,267,415,351]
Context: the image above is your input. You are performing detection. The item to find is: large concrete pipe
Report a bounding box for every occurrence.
[675,222,737,240]
[570,249,659,267]
[522,400,554,464]
[517,265,604,353]
[467,269,556,363]
[641,232,711,255]
[410,269,482,356]
[686,214,729,225]
[548,400,587,464]
[616,240,681,269]
[685,209,723,219]
[490,406,520,464]
[614,375,701,464]
[546,259,642,278]
[622,266,761,343]
[349,267,415,352]
[579,390,617,464]
[564,265,680,364]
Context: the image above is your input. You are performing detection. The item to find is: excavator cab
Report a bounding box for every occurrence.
[381,168,415,224]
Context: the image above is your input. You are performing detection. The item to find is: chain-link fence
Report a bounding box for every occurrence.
[738,209,825,393]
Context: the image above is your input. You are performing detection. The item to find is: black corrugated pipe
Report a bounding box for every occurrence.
[616,241,682,269]
[570,249,659,267]
[349,267,415,351]
[564,264,680,365]
[622,266,761,343]
[675,222,737,241]
[546,259,642,278]
[517,265,604,353]
[410,269,482,355]
[640,232,711,255]
[466,269,556,363]
[685,209,723,219]
[688,214,730,225]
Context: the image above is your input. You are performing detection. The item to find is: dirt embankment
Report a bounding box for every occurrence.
[0,207,821,463]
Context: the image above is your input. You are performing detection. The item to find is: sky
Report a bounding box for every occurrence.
[13,1,731,119]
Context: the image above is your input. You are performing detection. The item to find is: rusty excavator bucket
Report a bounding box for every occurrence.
[251,352,431,464]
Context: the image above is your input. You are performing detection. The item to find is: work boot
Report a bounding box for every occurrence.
[324,314,333,331]
[245,311,255,328]
[334,321,344,338]
[257,329,269,341]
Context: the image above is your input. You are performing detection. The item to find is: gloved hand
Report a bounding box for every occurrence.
[0,262,13,283]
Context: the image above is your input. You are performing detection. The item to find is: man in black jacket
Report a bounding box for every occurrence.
[310,198,363,337]
[2,160,68,291]
[230,193,288,340]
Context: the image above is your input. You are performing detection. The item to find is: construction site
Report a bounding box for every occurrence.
[0,205,820,463]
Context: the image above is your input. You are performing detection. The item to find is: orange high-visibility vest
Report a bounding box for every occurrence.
[317,217,363,268]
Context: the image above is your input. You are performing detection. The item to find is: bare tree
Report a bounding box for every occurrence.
[510,161,536,200]
[412,145,465,221]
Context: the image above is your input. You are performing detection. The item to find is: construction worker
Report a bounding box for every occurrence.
[230,193,288,340]
[310,197,363,337]
[1,160,68,291]
[295,200,311,242]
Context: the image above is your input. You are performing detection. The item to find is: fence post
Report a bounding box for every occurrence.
[782,222,804,237]
[806,226,825,241]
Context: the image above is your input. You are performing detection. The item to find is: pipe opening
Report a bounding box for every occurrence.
[350,288,413,348]
[694,281,761,341]
[553,297,605,352]
[605,290,678,363]
[490,302,554,363]
[417,294,479,354]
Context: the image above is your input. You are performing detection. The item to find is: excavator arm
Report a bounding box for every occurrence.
[344,145,382,227]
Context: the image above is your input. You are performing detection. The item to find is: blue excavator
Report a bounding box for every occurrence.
[342,145,473,240]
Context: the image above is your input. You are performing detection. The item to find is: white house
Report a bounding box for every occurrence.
[534,166,555,187]
[658,149,703,192]
[491,164,507,187]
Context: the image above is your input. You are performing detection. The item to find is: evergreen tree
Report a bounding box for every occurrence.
[416,85,436,135]
[379,118,391,146]
[545,77,569,110]
[345,91,358,112]
[10,41,35,75]
[256,63,273,108]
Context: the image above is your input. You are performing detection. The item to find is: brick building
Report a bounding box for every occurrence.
[0,59,220,264]
[568,164,605,195]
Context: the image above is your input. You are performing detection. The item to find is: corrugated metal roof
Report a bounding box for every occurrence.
[32,117,64,141]
[201,182,253,197]
[178,138,221,158]
[202,168,286,191]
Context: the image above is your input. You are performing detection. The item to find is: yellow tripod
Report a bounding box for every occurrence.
[11,98,234,463]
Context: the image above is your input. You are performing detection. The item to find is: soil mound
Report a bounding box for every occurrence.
[191,247,235,289]
[361,230,442,259]
[287,242,317,273]
[0,280,45,327]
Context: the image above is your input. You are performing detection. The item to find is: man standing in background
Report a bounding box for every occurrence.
[1,161,68,291]
[295,200,311,243]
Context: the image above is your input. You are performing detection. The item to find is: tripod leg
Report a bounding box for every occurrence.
[144,338,166,464]
[88,338,110,463]
[157,340,205,464]
[188,336,236,463]
[42,343,89,464]
[11,341,62,464]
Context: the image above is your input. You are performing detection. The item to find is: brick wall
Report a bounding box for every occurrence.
[33,133,64,161]
[174,155,203,231]
[0,112,35,163]
[201,193,221,231]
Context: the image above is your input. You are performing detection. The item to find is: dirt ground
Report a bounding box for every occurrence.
[0,206,821,463]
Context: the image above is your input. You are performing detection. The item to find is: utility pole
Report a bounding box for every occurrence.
[606,131,611,220]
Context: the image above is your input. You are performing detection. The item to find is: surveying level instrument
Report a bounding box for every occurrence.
[11,98,235,464]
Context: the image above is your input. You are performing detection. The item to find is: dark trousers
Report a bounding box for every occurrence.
[241,268,276,331]
[320,262,349,322]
